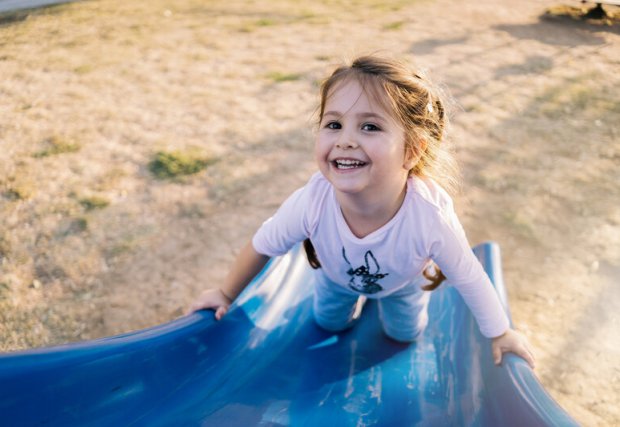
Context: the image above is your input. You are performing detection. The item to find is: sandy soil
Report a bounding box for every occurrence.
[1,0,619,425]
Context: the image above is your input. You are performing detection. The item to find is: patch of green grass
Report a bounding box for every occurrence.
[237,18,277,33]
[58,217,88,237]
[4,186,32,201]
[0,282,10,300]
[3,175,36,200]
[237,24,255,33]
[265,71,302,83]
[297,12,317,21]
[79,196,110,211]
[108,241,134,258]
[74,64,93,74]
[383,21,405,30]
[106,225,155,259]
[239,13,324,32]
[368,0,412,12]
[502,211,538,242]
[34,135,81,158]
[148,150,214,179]
[178,203,206,219]
[71,217,88,233]
[0,234,10,260]
[255,18,276,27]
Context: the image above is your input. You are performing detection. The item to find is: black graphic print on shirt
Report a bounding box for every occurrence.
[342,247,389,294]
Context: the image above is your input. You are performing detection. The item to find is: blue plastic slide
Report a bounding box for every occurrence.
[0,242,578,426]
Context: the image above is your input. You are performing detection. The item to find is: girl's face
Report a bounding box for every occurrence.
[315,78,414,202]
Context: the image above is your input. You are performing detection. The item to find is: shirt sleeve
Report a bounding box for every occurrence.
[428,203,510,338]
[252,183,312,257]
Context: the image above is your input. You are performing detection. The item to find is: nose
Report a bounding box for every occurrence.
[335,128,358,149]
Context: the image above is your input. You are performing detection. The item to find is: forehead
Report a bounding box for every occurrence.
[325,75,395,118]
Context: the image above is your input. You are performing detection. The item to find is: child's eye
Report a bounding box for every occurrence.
[325,121,341,130]
[361,123,381,131]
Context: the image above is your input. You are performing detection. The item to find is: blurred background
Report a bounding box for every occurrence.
[0,0,618,425]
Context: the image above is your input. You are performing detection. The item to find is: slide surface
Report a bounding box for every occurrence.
[0,243,578,426]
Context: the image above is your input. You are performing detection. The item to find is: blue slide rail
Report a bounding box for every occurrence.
[0,242,578,426]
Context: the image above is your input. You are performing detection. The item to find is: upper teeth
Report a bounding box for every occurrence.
[335,159,365,169]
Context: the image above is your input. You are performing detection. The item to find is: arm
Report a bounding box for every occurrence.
[435,244,536,368]
[427,201,535,367]
[187,177,316,319]
[186,240,270,320]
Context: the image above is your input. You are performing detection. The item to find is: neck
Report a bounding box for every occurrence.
[336,183,408,238]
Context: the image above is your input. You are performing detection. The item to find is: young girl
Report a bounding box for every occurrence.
[187,55,535,368]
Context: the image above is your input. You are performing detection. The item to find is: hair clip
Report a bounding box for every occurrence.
[427,102,434,113]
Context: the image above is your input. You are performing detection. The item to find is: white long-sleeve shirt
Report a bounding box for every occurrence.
[252,172,509,338]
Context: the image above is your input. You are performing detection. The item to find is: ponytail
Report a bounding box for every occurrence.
[422,265,446,291]
[303,238,321,269]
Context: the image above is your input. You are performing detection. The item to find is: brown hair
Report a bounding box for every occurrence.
[305,55,459,291]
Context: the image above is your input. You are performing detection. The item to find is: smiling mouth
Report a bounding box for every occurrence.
[332,159,367,170]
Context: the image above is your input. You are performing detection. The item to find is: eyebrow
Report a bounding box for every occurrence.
[323,111,387,121]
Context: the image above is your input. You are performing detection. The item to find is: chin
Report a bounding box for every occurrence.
[331,179,367,195]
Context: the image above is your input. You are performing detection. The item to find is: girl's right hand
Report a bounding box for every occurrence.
[185,288,233,320]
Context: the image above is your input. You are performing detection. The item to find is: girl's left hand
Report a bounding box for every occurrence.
[491,328,535,369]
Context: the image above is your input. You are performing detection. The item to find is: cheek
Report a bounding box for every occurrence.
[314,137,327,165]
[314,134,329,156]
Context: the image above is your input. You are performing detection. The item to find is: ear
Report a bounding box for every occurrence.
[403,138,427,170]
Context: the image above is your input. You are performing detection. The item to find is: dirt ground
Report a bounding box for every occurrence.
[1,0,619,425]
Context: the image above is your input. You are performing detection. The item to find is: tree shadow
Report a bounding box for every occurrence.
[493,54,554,79]
[410,35,470,55]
